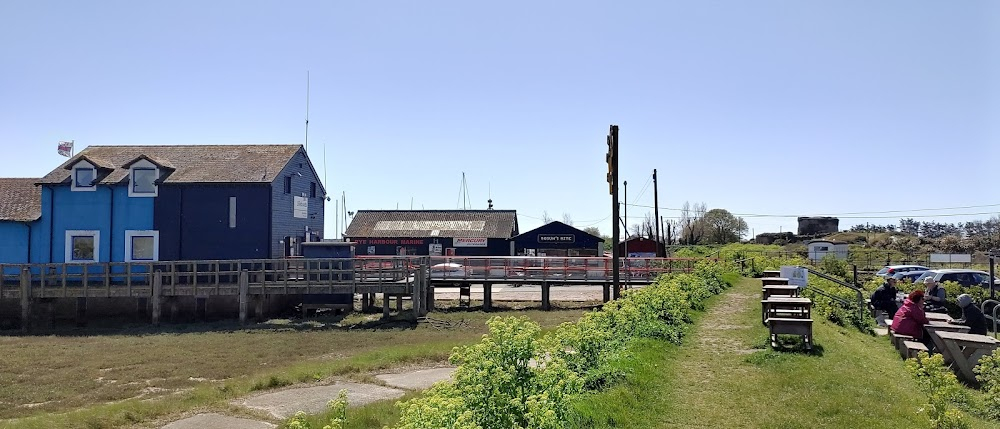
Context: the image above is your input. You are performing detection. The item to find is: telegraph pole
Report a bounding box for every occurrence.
[606,125,621,299]
[653,169,660,257]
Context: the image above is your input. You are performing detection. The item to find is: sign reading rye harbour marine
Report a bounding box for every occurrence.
[538,234,576,244]
[780,266,808,288]
[293,196,309,219]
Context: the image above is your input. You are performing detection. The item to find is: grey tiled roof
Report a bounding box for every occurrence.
[38,145,306,185]
[0,178,42,221]
[346,210,519,239]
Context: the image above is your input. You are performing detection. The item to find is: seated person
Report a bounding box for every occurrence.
[923,277,948,313]
[870,277,900,327]
[892,290,932,349]
[949,293,988,335]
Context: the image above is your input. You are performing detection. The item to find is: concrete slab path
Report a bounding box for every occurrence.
[239,382,405,419]
[376,366,456,390]
[161,413,276,429]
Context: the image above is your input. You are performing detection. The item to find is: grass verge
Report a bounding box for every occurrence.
[571,277,997,428]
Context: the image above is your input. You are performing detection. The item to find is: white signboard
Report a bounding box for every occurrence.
[453,237,488,247]
[429,243,443,256]
[780,266,808,288]
[929,253,972,264]
[293,196,308,219]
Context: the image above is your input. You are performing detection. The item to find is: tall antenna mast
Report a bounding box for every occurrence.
[304,71,310,152]
[457,172,471,209]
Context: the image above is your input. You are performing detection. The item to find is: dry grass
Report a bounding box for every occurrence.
[0,301,591,427]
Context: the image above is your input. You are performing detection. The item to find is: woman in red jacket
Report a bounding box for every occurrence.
[891,290,931,346]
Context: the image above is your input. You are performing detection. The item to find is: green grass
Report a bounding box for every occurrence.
[0,303,589,428]
[571,278,997,428]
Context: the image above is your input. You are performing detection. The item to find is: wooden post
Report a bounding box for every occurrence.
[75,297,87,327]
[483,283,493,311]
[151,271,162,326]
[20,268,30,332]
[382,293,390,319]
[426,285,435,312]
[396,295,403,312]
[137,297,148,320]
[603,283,611,303]
[238,270,249,326]
[169,298,179,323]
[412,266,423,316]
[255,295,265,322]
[541,282,551,311]
[196,297,207,321]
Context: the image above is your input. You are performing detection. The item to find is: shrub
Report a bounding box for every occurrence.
[906,353,973,429]
[393,262,741,428]
[975,349,1000,420]
[285,390,349,429]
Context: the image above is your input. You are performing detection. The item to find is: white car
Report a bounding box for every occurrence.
[430,263,468,278]
[875,265,931,278]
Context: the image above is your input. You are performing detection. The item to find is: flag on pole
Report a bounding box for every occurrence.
[57,141,73,157]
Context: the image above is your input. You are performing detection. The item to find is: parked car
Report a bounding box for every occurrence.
[875,265,931,278]
[912,269,1000,288]
[891,270,928,284]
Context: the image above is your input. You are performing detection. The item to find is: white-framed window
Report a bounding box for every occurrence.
[71,161,97,192]
[125,230,159,262]
[128,160,159,197]
[65,230,100,262]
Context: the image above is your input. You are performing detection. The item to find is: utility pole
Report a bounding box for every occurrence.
[653,169,660,257]
[606,125,621,299]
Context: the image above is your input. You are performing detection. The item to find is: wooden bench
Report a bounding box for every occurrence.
[761,277,790,286]
[888,331,915,357]
[902,340,929,359]
[762,270,781,278]
[766,317,813,350]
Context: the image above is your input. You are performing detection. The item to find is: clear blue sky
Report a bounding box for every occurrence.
[2,1,997,238]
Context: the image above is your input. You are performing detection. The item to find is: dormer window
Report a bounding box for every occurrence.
[132,168,157,194]
[126,158,160,197]
[75,168,95,188]
[70,160,98,192]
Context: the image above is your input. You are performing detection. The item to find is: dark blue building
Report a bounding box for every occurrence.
[0,144,327,264]
[345,210,518,257]
[512,221,604,257]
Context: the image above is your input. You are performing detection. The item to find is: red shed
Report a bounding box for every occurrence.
[617,237,665,257]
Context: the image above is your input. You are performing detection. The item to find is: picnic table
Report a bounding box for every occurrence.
[933,330,999,382]
[762,285,800,300]
[761,277,790,286]
[761,297,812,325]
[925,312,952,322]
[924,322,971,360]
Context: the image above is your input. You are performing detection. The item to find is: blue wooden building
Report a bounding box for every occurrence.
[0,144,325,265]
[511,221,604,257]
[345,210,518,257]
[0,178,44,264]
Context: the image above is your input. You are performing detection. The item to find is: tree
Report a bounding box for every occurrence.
[679,201,707,245]
[701,208,748,244]
[542,211,553,224]
[583,226,611,253]
[561,213,573,226]
[899,218,920,236]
